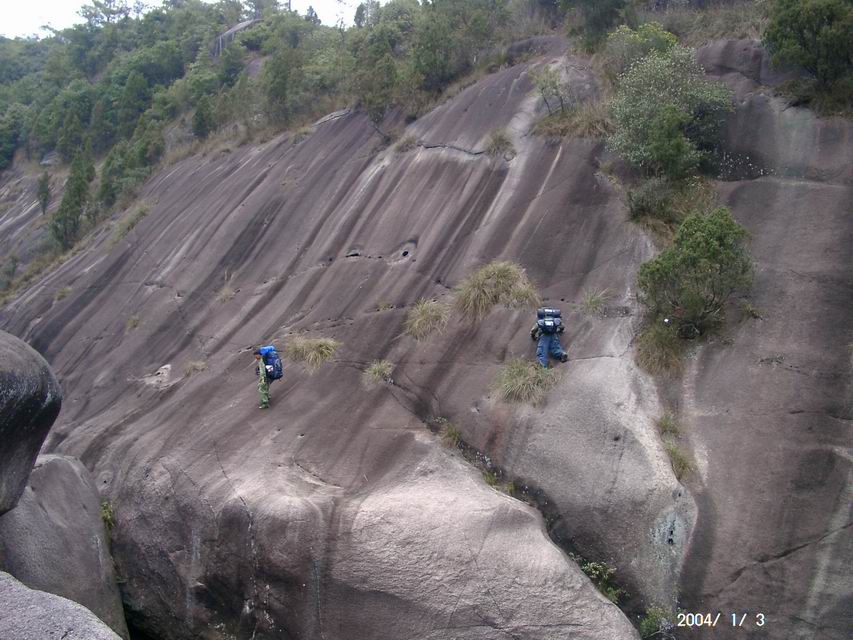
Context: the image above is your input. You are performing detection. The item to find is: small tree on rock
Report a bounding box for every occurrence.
[37,172,51,215]
[637,207,752,334]
[192,96,214,139]
[51,151,95,250]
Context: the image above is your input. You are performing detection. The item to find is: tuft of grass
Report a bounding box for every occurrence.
[454,261,540,320]
[484,128,514,157]
[740,300,762,320]
[395,135,417,153]
[483,470,499,486]
[184,360,207,377]
[217,285,236,303]
[112,203,150,243]
[635,322,686,374]
[581,287,610,316]
[639,605,675,639]
[664,441,691,480]
[656,413,680,438]
[493,358,557,405]
[534,99,612,139]
[126,315,140,331]
[438,420,462,448]
[405,299,450,340]
[54,286,71,301]
[100,500,114,534]
[640,1,769,47]
[363,359,393,386]
[285,336,340,371]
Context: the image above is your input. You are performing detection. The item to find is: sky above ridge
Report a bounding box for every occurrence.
[2,0,362,38]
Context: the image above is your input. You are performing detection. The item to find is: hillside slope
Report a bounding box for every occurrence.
[0,37,850,639]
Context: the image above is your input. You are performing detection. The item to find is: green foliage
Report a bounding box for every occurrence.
[569,554,625,603]
[483,470,499,486]
[485,129,514,157]
[405,299,450,340]
[438,420,462,447]
[219,43,244,87]
[192,96,214,139]
[764,0,853,89]
[126,315,140,331]
[364,359,393,385]
[112,203,150,243]
[581,287,610,316]
[534,99,613,139]
[54,286,72,302]
[740,300,762,320]
[664,441,691,480]
[604,23,677,80]
[0,254,19,291]
[51,151,95,250]
[530,65,569,115]
[494,358,556,405]
[639,605,675,638]
[100,500,114,534]
[351,24,398,124]
[263,47,301,124]
[285,336,340,371]
[455,261,539,319]
[637,207,752,333]
[37,172,51,215]
[609,47,733,179]
[117,71,150,140]
[562,0,629,48]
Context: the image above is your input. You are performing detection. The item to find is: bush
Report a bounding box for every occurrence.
[581,287,610,315]
[440,422,461,447]
[184,360,207,377]
[639,605,675,639]
[637,207,752,333]
[217,285,235,302]
[569,554,625,603]
[764,0,853,89]
[485,128,514,157]
[609,46,733,178]
[635,321,686,374]
[534,99,613,139]
[563,0,629,49]
[395,135,417,153]
[364,359,393,385]
[455,261,539,320]
[405,299,450,340]
[285,336,340,370]
[494,358,556,405]
[603,23,677,80]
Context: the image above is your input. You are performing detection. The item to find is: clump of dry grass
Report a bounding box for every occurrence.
[126,315,140,331]
[395,135,417,153]
[656,413,680,438]
[436,419,462,447]
[184,360,207,377]
[292,126,315,143]
[112,203,150,243]
[485,129,514,157]
[635,322,686,374]
[217,285,235,303]
[455,261,540,320]
[493,358,557,404]
[363,359,393,386]
[405,299,450,340]
[534,99,613,139]
[285,336,340,371]
[664,441,691,480]
[582,287,610,316]
[54,286,71,301]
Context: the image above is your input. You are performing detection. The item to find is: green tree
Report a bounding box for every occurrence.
[561,0,628,47]
[638,207,752,333]
[57,112,85,162]
[37,172,51,215]
[263,47,301,123]
[51,151,95,249]
[603,22,677,79]
[352,25,398,124]
[412,12,453,92]
[117,71,150,139]
[218,42,244,87]
[530,65,568,115]
[192,95,214,138]
[764,0,853,88]
[609,47,733,178]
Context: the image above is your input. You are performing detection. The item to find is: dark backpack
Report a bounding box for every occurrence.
[536,307,563,335]
[259,345,283,380]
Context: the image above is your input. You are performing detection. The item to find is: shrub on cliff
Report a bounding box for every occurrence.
[455,261,539,320]
[603,22,677,79]
[637,207,752,334]
[609,46,733,179]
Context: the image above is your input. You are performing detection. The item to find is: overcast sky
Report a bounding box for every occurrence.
[2,0,362,38]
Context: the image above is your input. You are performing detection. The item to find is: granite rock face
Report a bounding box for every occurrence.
[0,455,129,638]
[0,330,61,515]
[0,570,120,640]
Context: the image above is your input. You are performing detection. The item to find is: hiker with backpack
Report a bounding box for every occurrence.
[254,345,283,409]
[530,307,568,367]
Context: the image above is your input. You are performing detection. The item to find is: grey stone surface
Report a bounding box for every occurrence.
[0,570,120,640]
[0,455,129,638]
[0,330,61,515]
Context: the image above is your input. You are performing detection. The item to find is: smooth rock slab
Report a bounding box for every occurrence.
[0,330,61,515]
[0,570,120,640]
[0,455,129,638]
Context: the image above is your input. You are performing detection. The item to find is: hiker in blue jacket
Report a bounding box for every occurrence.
[530,308,568,367]
[253,345,283,409]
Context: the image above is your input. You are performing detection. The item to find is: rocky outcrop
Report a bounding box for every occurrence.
[0,455,129,638]
[0,570,120,640]
[0,330,61,515]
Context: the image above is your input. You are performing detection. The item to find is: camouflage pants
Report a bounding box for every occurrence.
[258,378,270,408]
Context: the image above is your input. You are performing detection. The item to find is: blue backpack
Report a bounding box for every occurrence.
[259,345,283,381]
[536,307,563,335]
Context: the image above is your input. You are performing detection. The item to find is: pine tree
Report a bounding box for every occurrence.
[117,71,150,139]
[37,172,51,215]
[51,151,95,249]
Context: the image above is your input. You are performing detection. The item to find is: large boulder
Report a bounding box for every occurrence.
[0,330,61,515]
[0,570,120,640]
[0,455,129,638]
